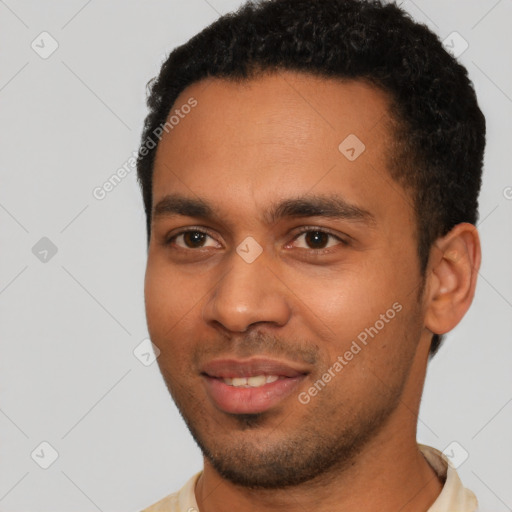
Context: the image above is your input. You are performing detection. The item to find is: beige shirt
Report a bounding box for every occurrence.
[141,444,478,512]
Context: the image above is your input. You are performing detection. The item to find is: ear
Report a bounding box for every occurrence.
[423,223,481,335]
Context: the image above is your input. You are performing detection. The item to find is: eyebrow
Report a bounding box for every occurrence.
[152,193,376,226]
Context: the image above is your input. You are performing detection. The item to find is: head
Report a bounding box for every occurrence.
[137,0,484,489]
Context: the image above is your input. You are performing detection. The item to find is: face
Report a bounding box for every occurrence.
[145,71,429,488]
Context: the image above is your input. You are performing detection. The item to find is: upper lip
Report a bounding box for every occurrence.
[201,357,310,379]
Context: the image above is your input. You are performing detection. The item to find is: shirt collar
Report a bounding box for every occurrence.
[418,443,478,512]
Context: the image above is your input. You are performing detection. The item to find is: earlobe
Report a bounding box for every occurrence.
[424,223,481,335]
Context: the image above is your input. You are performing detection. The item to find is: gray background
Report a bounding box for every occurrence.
[0,0,511,511]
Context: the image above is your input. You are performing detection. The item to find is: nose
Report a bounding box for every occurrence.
[202,246,292,333]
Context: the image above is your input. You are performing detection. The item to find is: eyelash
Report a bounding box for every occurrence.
[164,226,349,254]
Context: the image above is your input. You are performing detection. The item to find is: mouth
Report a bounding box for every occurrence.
[200,357,309,414]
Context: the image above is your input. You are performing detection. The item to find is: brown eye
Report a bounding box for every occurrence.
[182,231,207,248]
[291,229,347,251]
[166,229,220,249]
[304,231,330,249]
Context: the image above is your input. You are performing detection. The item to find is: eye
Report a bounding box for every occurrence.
[288,228,348,251]
[166,228,220,249]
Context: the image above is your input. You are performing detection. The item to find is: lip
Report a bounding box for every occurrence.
[201,357,309,414]
[201,357,309,378]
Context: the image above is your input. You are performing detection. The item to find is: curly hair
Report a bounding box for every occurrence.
[136,0,486,357]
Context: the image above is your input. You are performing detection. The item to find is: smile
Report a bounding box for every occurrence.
[221,375,281,387]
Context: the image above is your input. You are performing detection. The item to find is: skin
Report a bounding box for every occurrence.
[144,70,481,512]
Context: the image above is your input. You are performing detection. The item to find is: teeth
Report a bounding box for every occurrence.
[247,375,267,387]
[222,375,281,388]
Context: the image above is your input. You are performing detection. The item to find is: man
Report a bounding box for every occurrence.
[137,0,485,510]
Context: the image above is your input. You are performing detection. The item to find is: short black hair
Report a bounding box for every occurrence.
[137,0,486,358]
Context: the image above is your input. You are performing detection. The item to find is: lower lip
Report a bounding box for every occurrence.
[202,375,306,414]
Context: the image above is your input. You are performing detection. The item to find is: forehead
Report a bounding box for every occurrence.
[151,70,410,228]
[155,70,393,157]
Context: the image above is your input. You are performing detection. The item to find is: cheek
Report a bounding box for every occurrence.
[144,264,203,379]
[144,254,200,341]
[309,300,420,412]
[288,252,421,379]
[292,263,410,338]
[144,261,169,333]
